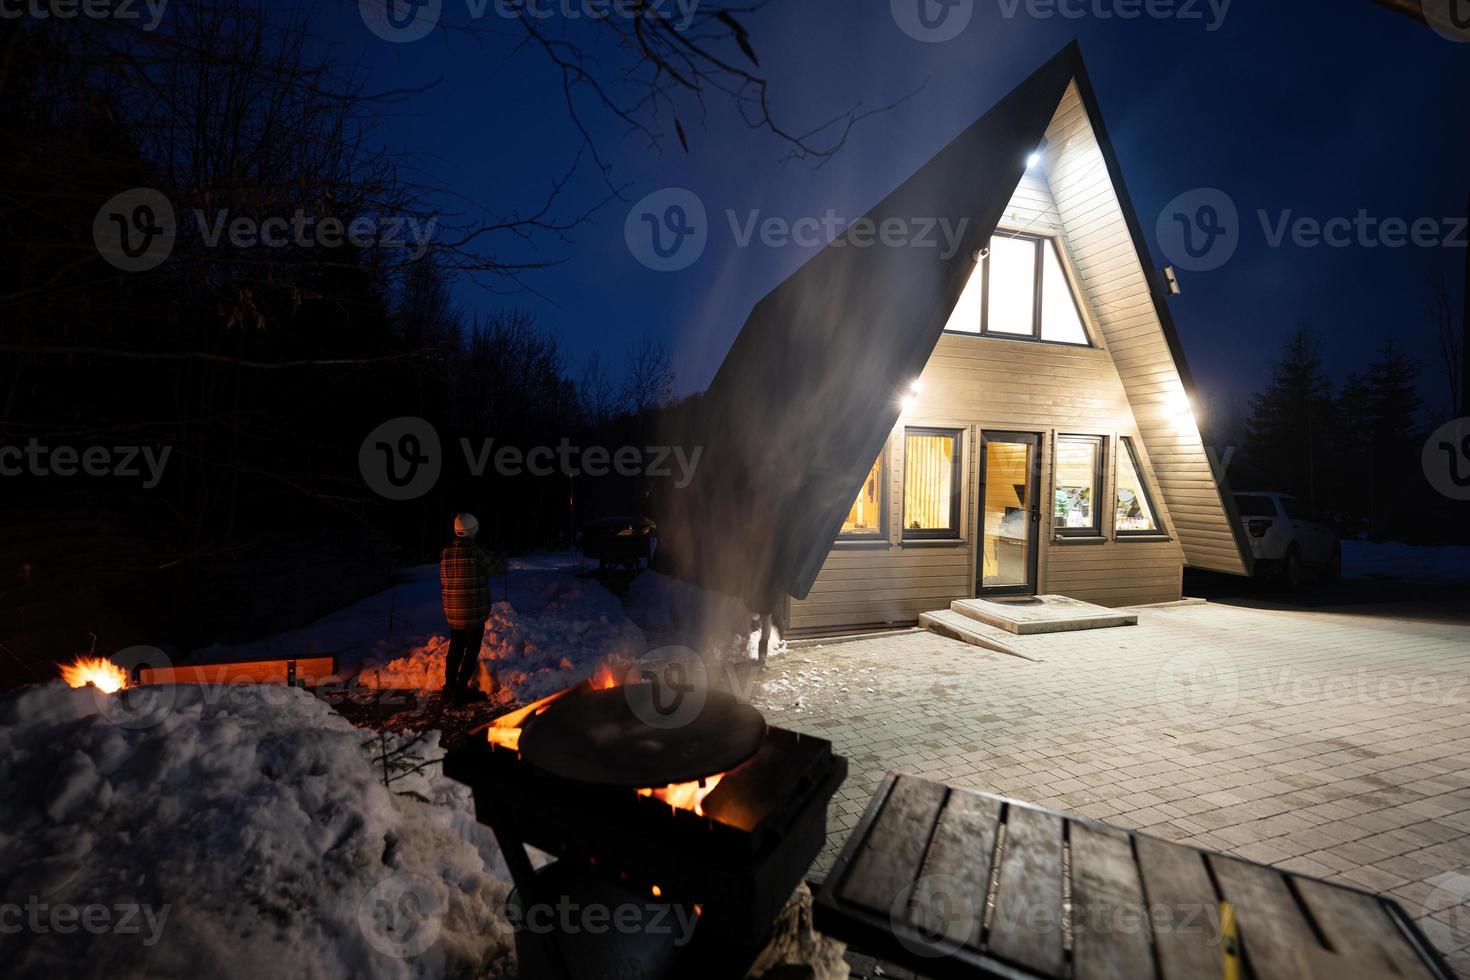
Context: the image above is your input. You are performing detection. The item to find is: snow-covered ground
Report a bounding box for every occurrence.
[1,557,818,979]
[1342,539,1470,584]
[199,553,768,705]
[1,681,517,979]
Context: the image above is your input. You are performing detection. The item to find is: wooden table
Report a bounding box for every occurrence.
[814,773,1452,980]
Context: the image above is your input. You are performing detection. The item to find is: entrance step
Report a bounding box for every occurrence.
[949,594,1138,635]
[918,610,1041,662]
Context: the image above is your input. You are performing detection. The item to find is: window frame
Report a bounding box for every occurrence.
[837,445,888,542]
[901,427,965,541]
[1114,436,1165,538]
[1052,434,1106,539]
[943,230,1093,348]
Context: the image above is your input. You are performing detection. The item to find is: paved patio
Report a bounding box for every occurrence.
[751,599,1470,974]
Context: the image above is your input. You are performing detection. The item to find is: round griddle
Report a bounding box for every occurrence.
[518,683,767,787]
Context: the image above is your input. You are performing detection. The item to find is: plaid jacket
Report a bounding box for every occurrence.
[440,540,501,628]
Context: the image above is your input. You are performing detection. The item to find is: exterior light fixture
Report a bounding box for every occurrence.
[1161,265,1181,296]
[1027,151,1042,168]
[901,394,918,412]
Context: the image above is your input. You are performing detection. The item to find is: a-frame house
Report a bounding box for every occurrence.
[659,43,1252,635]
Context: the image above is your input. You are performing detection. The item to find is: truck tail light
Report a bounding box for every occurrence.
[1247,519,1273,538]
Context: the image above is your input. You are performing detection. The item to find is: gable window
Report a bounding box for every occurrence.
[943,232,1090,345]
[903,428,962,539]
[1054,435,1104,536]
[1115,437,1161,535]
[841,451,886,539]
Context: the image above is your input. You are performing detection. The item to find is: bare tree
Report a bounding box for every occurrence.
[578,352,621,424]
[1427,267,1463,423]
[622,334,676,415]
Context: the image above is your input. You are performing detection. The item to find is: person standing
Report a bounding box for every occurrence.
[440,513,502,704]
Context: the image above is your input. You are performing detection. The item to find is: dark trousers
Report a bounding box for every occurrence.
[445,623,485,695]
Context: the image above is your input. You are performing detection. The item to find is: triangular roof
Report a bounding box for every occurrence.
[660,43,1250,612]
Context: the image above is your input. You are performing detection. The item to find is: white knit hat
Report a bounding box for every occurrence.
[453,513,479,538]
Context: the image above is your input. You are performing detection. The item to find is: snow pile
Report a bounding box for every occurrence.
[0,682,515,980]
[1343,539,1470,584]
[358,565,646,702]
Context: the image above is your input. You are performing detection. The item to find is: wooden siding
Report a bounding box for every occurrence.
[789,174,1187,632]
[1041,83,1248,576]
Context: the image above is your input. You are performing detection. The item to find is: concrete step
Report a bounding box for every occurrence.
[918,610,1042,662]
[949,594,1138,635]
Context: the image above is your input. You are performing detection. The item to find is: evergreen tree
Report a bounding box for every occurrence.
[1243,328,1336,509]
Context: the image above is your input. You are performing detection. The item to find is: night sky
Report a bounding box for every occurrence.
[321,0,1470,426]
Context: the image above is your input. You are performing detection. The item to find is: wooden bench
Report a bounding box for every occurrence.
[814,773,1451,980]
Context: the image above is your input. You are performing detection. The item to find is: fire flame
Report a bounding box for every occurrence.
[590,661,622,690]
[482,660,727,819]
[58,656,129,693]
[637,774,724,817]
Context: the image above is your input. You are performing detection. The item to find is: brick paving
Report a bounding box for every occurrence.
[750,600,1470,973]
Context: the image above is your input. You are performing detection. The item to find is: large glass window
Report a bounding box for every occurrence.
[903,429,962,539]
[1115,437,1161,535]
[841,452,885,539]
[1054,435,1103,536]
[942,232,1091,345]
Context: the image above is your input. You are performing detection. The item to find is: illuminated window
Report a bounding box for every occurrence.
[903,429,962,539]
[1115,437,1161,535]
[841,452,885,539]
[1054,435,1103,536]
[941,232,1091,345]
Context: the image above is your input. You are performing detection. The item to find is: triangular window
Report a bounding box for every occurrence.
[942,233,1091,346]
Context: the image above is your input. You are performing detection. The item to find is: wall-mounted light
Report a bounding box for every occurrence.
[900,379,923,413]
[1161,265,1181,296]
[1026,152,1042,169]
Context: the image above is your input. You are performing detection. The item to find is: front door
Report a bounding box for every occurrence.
[977,431,1041,596]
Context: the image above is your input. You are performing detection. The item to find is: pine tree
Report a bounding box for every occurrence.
[1359,340,1422,536]
[1243,328,1336,509]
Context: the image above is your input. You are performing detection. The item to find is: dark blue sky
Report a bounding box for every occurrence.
[325,0,1470,426]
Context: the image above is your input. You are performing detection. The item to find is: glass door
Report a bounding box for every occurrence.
[977,432,1041,596]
